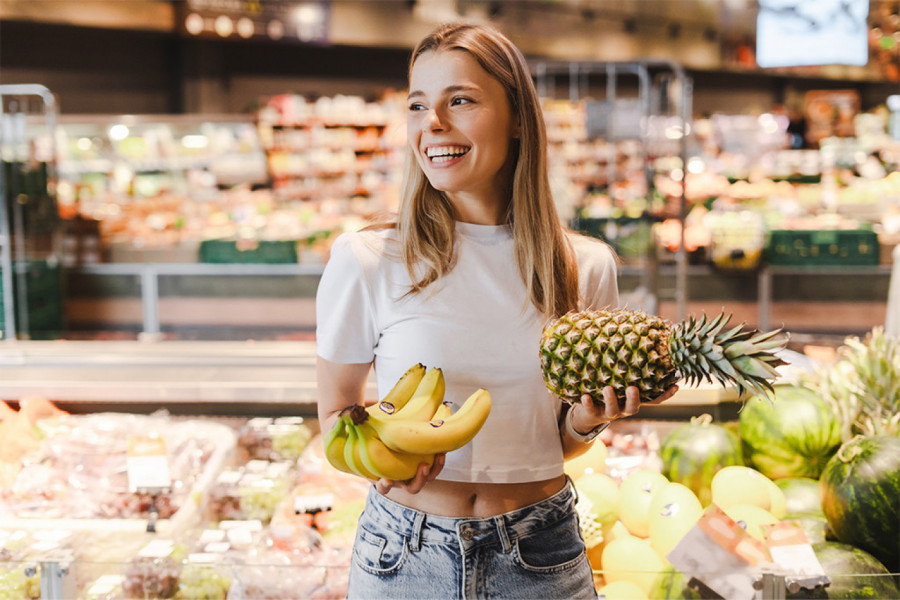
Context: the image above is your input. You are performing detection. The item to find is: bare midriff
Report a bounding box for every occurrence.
[385,473,568,518]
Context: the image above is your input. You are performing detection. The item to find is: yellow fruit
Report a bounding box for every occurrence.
[575,472,620,527]
[601,535,666,594]
[711,466,772,512]
[647,482,703,560]
[564,440,608,478]
[763,476,787,518]
[724,504,778,541]
[618,469,669,538]
[597,580,649,600]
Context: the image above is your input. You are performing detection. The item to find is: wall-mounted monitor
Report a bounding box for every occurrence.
[756,0,869,68]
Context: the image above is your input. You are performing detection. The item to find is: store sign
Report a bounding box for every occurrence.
[177,0,330,44]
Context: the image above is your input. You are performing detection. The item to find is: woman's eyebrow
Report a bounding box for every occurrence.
[407,83,481,100]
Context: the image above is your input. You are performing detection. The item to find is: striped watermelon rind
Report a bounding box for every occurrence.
[739,385,842,480]
[819,435,900,574]
[786,541,900,599]
[659,415,743,506]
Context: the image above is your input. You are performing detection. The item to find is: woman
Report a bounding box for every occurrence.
[316,22,676,599]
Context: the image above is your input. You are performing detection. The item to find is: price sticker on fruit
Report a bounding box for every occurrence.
[126,435,172,494]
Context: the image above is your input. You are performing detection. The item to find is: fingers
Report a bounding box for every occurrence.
[374,453,446,496]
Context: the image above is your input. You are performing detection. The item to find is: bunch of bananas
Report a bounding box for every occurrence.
[323,364,492,481]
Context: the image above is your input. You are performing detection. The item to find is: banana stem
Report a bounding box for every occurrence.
[347,404,370,426]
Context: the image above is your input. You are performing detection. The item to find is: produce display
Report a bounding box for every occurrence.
[658,414,744,505]
[739,385,843,479]
[819,435,900,574]
[4,325,900,598]
[539,309,787,404]
[324,365,492,480]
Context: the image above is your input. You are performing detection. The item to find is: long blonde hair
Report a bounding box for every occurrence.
[391,22,580,318]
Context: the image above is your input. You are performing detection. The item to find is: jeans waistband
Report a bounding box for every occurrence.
[362,481,577,553]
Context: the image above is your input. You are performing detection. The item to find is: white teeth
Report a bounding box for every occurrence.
[425,145,470,159]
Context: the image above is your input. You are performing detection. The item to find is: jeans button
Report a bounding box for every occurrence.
[461,529,474,541]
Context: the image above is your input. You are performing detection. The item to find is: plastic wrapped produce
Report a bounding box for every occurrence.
[237,418,312,463]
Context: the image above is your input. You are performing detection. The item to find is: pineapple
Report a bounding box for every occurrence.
[539,309,788,404]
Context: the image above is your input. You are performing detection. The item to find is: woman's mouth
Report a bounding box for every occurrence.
[425,145,471,164]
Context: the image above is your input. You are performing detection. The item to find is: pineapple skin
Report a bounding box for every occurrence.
[539,309,678,404]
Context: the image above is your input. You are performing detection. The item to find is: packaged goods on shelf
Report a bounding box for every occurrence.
[237,417,313,462]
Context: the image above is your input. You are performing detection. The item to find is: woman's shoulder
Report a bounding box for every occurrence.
[328,226,401,266]
[565,229,618,269]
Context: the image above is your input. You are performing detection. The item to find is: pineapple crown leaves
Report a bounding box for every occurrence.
[669,312,789,399]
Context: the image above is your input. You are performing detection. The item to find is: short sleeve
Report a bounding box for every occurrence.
[572,234,619,311]
[315,233,378,364]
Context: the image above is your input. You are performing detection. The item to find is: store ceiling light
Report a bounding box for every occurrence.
[293,3,324,26]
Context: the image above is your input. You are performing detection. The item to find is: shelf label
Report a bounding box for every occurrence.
[126,435,172,493]
[667,505,770,600]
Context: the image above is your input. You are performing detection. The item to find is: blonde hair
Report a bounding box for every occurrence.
[389,22,581,318]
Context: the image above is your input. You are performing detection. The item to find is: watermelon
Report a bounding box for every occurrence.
[783,512,829,544]
[648,566,702,600]
[659,414,743,506]
[739,385,842,480]
[776,477,824,516]
[786,542,900,599]
[819,435,900,573]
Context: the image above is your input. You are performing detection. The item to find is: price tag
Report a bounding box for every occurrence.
[138,539,175,559]
[667,505,771,600]
[87,575,124,595]
[126,436,172,493]
[764,521,830,591]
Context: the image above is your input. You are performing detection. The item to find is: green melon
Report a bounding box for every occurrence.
[819,435,900,573]
[739,385,842,480]
[659,414,743,506]
[783,512,829,545]
[786,542,900,599]
[776,477,824,516]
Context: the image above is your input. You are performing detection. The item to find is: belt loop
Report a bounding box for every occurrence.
[494,516,512,553]
[409,511,426,552]
[565,473,579,504]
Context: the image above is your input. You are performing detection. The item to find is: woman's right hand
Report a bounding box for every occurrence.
[374,452,446,495]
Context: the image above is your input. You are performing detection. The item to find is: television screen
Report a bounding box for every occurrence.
[756,0,869,68]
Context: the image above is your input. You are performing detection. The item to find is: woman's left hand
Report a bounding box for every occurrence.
[569,384,679,433]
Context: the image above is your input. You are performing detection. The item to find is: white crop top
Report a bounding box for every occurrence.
[315,222,618,483]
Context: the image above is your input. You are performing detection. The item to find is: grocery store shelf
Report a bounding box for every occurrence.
[0,340,376,414]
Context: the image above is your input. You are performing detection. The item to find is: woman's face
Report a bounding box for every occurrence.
[407,49,518,209]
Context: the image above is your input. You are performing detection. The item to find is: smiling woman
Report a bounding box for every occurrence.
[315,21,677,600]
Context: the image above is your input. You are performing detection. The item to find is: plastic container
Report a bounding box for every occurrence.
[199,240,298,264]
[765,228,880,266]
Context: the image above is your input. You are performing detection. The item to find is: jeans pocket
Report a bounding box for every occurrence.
[514,512,587,573]
[353,525,409,576]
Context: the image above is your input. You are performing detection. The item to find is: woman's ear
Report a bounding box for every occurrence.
[511,119,521,139]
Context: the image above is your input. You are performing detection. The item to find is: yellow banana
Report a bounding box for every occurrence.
[323,415,353,474]
[433,402,452,421]
[389,367,445,421]
[368,388,492,455]
[343,423,380,480]
[355,421,435,481]
[365,363,427,420]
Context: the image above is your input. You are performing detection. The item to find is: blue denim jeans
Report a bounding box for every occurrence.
[346,481,596,599]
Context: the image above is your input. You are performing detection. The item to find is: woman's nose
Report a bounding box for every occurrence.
[424,108,445,131]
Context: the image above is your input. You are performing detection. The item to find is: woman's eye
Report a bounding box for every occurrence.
[451,97,472,106]
[408,103,425,112]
